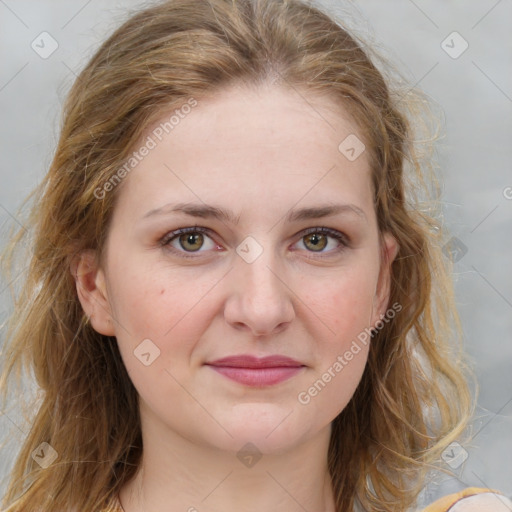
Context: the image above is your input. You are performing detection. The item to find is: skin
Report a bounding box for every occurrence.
[74,82,398,512]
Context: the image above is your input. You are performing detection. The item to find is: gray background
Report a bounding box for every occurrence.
[1,0,511,508]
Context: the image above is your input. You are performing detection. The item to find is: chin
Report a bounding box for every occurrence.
[207,402,317,455]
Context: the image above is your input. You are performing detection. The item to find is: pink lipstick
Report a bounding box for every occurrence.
[205,355,305,387]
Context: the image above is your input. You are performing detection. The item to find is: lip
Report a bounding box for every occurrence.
[207,355,304,368]
[205,355,305,387]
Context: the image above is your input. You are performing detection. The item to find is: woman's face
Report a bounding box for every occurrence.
[78,83,398,455]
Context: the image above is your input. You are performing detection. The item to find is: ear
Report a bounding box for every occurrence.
[70,249,115,336]
[370,232,399,328]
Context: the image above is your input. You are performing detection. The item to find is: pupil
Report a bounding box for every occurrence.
[306,233,326,251]
[181,233,202,251]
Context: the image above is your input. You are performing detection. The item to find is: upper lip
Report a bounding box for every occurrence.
[206,355,304,368]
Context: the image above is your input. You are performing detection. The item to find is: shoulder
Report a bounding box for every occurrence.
[422,487,512,512]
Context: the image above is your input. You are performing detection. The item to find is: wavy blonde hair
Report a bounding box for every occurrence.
[1,0,474,510]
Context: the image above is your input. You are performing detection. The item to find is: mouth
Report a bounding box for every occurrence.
[205,355,306,387]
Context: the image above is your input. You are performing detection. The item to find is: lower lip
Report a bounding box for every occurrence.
[207,366,303,387]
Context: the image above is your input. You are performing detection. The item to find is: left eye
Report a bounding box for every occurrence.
[160,226,348,258]
[297,228,348,254]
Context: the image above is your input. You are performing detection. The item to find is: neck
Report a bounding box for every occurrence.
[119,412,336,512]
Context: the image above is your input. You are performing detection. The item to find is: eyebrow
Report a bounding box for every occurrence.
[142,201,367,224]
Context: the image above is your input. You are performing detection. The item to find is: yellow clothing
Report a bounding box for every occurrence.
[107,487,512,511]
[421,486,511,511]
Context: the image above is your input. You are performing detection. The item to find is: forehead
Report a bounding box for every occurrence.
[145,83,363,156]
[114,83,373,224]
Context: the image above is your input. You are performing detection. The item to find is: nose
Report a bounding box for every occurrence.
[223,248,295,337]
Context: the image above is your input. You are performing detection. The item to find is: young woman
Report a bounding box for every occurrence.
[1,0,510,511]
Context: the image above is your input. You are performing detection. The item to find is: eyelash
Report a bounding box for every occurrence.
[159,226,350,260]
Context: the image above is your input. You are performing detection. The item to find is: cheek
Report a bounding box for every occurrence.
[296,262,375,413]
[107,258,219,370]
[301,341,369,424]
[107,250,208,334]
[306,261,378,342]
[297,278,373,421]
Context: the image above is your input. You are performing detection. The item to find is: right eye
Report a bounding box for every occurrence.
[160,226,221,258]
